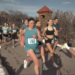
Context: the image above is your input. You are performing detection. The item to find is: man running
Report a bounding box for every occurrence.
[20,18,42,75]
[52,18,62,52]
[20,18,28,47]
[10,23,18,48]
[0,27,3,48]
[36,20,48,70]
[2,23,9,47]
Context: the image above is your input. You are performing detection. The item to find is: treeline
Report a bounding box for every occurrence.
[0,9,38,27]
[0,9,75,46]
[52,10,75,46]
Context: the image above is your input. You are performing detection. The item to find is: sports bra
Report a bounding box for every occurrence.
[46,27,54,35]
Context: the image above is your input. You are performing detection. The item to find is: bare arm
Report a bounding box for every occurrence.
[37,29,42,41]
[42,27,48,40]
[19,29,25,41]
[53,27,58,36]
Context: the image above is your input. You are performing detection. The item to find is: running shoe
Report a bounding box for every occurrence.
[27,54,29,57]
[43,64,48,71]
[12,46,14,48]
[61,43,67,49]
[5,44,7,47]
[53,62,59,69]
[24,60,28,69]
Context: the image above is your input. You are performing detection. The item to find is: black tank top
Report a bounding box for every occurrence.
[46,27,54,35]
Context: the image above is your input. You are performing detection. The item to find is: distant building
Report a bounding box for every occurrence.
[37,6,53,28]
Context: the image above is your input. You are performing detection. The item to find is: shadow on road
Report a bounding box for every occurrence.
[59,49,72,58]
[42,53,62,74]
[0,54,15,74]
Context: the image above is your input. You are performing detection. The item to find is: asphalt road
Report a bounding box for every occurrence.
[0,39,75,75]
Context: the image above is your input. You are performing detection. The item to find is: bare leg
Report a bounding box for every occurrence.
[46,43,54,63]
[27,49,39,75]
[39,45,45,63]
[0,39,1,45]
[53,40,58,51]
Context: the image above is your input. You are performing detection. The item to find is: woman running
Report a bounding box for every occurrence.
[43,19,59,69]
[36,20,48,71]
[20,18,42,75]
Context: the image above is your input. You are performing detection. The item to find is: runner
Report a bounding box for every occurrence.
[20,18,28,47]
[20,18,42,75]
[52,18,62,52]
[36,20,48,70]
[43,19,59,69]
[61,43,75,56]
[0,27,3,48]
[10,23,18,48]
[2,23,9,47]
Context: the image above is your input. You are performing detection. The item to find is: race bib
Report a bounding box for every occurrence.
[28,38,36,44]
[4,31,7,34]
[13,30,16,33]
[51,39,54,44]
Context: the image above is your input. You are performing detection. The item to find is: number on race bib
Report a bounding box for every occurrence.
[28,38,36,44]
[4,31,7,34]
[13,30,16,33]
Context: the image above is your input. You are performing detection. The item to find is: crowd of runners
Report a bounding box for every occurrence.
[0,17,75,75]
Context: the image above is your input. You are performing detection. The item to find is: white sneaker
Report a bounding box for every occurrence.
[24,60,28,69]
[53,62,59,69]
[43,64,48,71]
[0,45,1,48]
[12,46,14,48]
[27,54,29,57]
[61,43,67,49]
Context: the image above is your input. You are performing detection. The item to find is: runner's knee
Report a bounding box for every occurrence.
[34,58,39,66]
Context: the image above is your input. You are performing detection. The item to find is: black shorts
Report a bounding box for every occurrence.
[0,35,2,40]
[54,36,59,40]
[3,34,8,37]
[45,38,54,44]
[12,34,18,39]
[38,41,42,45]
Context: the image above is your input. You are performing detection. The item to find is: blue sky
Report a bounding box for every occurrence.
[0,0,75,17]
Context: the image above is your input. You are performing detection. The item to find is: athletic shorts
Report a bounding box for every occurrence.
[0,35,2,40]
[38,41,42,45]
[12,34,18,39]
[45,38,54,44]
[3,34,8,37]
[54,36,59,40]
[25,45,39,53]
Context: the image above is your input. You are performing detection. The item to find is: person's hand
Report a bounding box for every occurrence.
[45,37,48,40]
[33,35,37,39]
